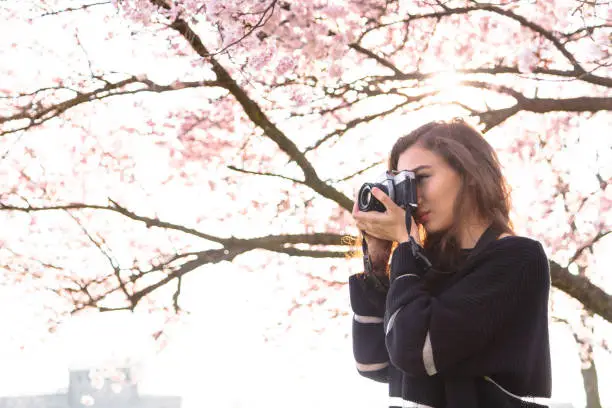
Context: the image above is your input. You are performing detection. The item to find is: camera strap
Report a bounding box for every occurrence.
[360,230,389,291]
[361,232,373,275]
[405,206,433,272]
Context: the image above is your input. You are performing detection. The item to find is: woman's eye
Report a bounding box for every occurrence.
[416,175,429,183]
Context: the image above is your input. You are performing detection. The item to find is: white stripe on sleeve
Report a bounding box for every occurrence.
[484,376,551,405]
[355,361,389,372]
[385,307,403,335]
[422,331,437,375]
[354,314,384,324]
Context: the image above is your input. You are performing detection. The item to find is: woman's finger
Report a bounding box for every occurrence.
[371,187,397,211]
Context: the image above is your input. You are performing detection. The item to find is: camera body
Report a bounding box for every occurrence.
[358,170,418,212]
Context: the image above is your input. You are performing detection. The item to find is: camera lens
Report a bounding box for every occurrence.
[357,183,387,212]
[359,185,373,210]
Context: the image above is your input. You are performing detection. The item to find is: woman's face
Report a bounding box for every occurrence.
[397,145,463,233]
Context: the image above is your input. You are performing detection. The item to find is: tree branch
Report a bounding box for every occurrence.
[267,247,348,258]
[550,260,612,324]
[456,83,612,131]
[0,200,351,248]
[0,77,222,136]
[348,43,405,76]
[365,65,611,88]
[227,165,304,184]
[164,7,354,210]
[129,248,244,306]
[71,238,351,311]
[37,1,112,18]
[482,5,587,74]
[304,92,438,154]
[328,160,386,183]
[5,198,612,322]
[76,247,247,313]
[568,230,611,265]
[356,7,610,89]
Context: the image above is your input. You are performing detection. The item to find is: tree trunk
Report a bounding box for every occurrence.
[580,349,602,408]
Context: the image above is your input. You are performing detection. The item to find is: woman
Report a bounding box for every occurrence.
[350,120,551,408]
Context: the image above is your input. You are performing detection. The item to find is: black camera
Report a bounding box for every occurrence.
[357,170,418,212]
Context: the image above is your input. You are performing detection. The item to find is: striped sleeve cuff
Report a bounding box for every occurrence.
[352,315,388,364]
[389,240,430,282]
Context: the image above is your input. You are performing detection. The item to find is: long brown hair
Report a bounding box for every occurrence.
[388,119,514,271]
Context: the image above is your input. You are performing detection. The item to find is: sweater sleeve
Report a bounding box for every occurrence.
[383,238,549,378]
[348,273,390,383]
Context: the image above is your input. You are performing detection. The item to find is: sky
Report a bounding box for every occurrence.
[0,2,611,408]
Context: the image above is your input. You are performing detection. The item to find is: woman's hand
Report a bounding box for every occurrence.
[352,187,420,244]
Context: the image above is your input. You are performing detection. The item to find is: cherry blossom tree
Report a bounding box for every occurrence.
[0,0,610,397]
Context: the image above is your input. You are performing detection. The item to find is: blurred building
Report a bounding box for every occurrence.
[0,369,180,408]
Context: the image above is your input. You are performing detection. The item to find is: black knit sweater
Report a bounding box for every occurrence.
[349,234,552,408]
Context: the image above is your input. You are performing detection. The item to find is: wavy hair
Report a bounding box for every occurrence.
[388,119,514,271]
